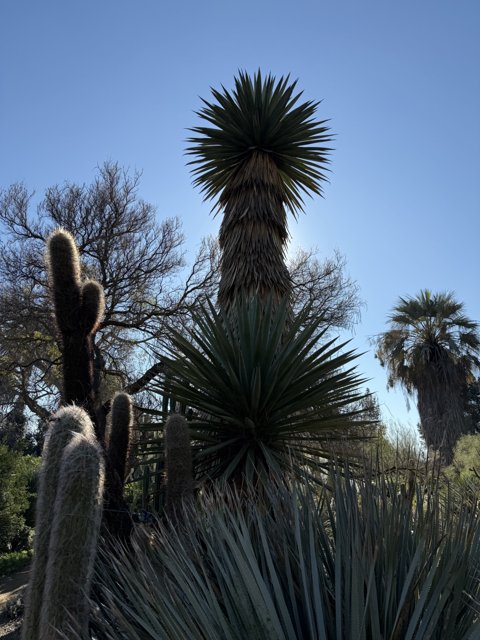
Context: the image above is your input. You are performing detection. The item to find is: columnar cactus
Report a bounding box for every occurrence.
[164,413,193,517]
[46,229,105,431]
[22,407,101,640]
[107,392,134,488]
[40,432,105,639]
[46,229,132,539]
[102,392,135,537]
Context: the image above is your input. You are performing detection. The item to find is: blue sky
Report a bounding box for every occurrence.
[1,1,479,434]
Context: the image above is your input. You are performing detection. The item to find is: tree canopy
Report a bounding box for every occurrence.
[0,162,218,421]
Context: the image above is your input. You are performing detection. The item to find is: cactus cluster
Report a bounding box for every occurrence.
[46,229,133,538]
[22,407,105,640]
[22,229,194,637]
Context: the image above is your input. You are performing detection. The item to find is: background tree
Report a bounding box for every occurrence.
[462,377,480,433]
[187,70,332,308]
[444,433,480,497]
[0,162,219,422]
[288,247,362,332]
[375,289,480,463]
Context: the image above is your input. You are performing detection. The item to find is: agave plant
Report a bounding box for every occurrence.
[160,297,367,485]
[85,467,480,640]
[187,70,332,308]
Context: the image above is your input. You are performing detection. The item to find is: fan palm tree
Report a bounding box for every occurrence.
[186,70,332,309]
[376,290,480,463]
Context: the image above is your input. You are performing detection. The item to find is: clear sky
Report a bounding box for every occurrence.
[1,1,479,434]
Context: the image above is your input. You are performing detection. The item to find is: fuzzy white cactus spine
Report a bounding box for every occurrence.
[39,431,105,639]
[46,229,105,423]
[106,392,134,488]
[22,406,94,640]
[22,407,104,639]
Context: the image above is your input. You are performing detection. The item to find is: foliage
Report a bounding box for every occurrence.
[0,445,39,554]
[376,289,480,462]
[444,433,480,497]
[0,549,32,577]
[187,70,332,307]
[86,468,480,640]
[187,70,331,212]
[160,297,367,485]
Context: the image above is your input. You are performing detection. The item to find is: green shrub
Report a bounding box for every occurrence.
[0,549,32,577]
[0,445,40,554]
[445,433,480,488]
[86,467,480,640]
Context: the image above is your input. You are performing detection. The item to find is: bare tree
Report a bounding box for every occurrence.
[289,247,363,332]
[0,162,219,419]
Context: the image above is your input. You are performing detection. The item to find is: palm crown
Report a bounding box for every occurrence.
[376,289,480,460]
[187,71,332,307]
[377,290,480,393]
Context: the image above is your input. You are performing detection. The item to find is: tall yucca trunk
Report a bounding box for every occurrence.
[218,152,291,309]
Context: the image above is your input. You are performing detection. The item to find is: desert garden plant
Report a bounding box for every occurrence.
[376,289,480,463]
[159,296,368,485]
[187,70,332,308]
[84,464,480,640]
[22,406,105,640]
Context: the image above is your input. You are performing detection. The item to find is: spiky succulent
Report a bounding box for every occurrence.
[187,70,333,307]
[187,70,332,212]
[161,297,367,485]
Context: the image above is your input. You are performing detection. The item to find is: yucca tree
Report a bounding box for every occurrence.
[160,297,367,485]
[376,290,480,463]
[187,70,332,309]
